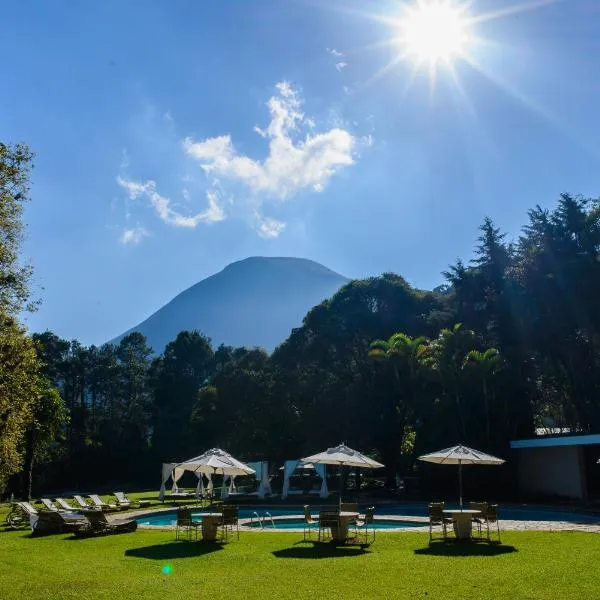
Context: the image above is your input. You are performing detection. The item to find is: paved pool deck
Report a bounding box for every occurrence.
[120,506,600,533]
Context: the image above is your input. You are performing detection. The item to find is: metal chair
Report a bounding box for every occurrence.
[355,506,376,544]
[428,502,452,542]
[318,508,340,542]
[175,507,199,541]
[303,505,318,540]
[220,505,239,541]
[483,504,501,542]
[469,501,488,539]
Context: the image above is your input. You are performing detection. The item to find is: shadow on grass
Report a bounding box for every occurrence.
[415,541,518,557]
[125,541,224,560]
[273,540,371,560]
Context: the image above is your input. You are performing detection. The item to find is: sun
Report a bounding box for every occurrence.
[397,1,473,66]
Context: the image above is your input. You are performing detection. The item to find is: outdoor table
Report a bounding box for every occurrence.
[330,511,360,542]
[196,512,223,541]
[443,509,481,540]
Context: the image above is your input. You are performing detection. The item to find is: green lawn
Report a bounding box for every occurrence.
[0,528,598,600]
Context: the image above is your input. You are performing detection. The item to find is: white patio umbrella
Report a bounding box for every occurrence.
[300,444,384,497]
[175,448,255,500]
[177,448,256,477]
[417,444,505,508]
[301,444,384,469]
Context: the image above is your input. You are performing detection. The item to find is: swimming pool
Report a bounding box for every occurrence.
[246,518,425,530]
[135,503,600,527]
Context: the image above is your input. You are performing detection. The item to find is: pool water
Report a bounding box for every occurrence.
[247,518,424,530]
[136,504,600,527]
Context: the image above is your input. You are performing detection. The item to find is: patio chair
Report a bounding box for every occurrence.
[4,502,36,529]
[74,509,138,537]
[114,491,150,509]
[32,510,88,536]
[318,509,340,542]
[469,501,488,539]
[73,495,97,510]
[88,494,118,512]
[355,506,376,544]
[56,498,76,511]
[428,502,452,542]
[40,498,62,512]
[175,507,200,541]
[219,505,239,541]
[303,505,319,540]
[482,504,501,542]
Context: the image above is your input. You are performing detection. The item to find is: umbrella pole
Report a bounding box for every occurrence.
[458,460,463,509]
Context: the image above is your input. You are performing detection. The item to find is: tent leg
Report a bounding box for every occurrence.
[458,461,463,508]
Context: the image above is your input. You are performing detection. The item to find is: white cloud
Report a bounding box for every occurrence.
[120,225,149,245]
[256,216,286,239]
[117,177,225,229]
[326,48,344,57]
[183,81,355,201]
[335,61,348,72]
[117,80,365,240]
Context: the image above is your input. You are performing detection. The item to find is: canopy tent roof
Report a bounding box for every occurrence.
[279,462,316,471]
[418,445,505,466]
[300,443,384,469]
[176,448,255,476]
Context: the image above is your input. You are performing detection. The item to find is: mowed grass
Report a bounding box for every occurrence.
[1,528,599,600]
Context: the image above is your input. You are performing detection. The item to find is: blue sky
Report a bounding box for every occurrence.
[2,0,599,345]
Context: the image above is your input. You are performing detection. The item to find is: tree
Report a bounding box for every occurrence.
[0,143,41,495]
[463,348,502,444]
[0,314,41,492]
[0,143,36,313]
[20,383,68,499]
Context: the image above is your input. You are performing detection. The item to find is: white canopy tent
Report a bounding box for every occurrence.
[281,459,328,499]
[247,461,272,499]
[418,444,505,507]
[158,448,255,500]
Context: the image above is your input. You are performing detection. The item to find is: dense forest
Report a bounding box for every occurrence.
[2,143,600,500]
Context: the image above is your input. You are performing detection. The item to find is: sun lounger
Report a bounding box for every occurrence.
[31,510,88,536]
[74,509,138,537]
[56,498,76,511]
[88,494,118,512]
[4,502,37,528]
[114,491,150,509]
[73,495,92,509]
[40,498,62,512]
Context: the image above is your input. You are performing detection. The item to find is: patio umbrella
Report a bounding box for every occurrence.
[417,444,505,508]
[300,444,384,497]
[176,448,255,499]
[301,444,384,469]
[177,448,255,476]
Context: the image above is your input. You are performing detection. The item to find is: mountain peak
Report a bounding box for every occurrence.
[111,257,348,353]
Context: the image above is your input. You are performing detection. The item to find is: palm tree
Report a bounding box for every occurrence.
[425,324,476,440]
[463,348,502,443]
[369,333,429,380]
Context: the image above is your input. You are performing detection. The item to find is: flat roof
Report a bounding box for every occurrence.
[511,433,600,449]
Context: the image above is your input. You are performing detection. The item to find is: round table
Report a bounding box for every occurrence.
[197,513,223,541]
[443,509,481,540]
[330,512,360,542]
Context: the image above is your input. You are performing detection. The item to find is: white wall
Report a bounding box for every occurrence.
[517,445,586,500]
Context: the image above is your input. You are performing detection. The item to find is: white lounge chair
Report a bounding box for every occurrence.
[88,494,117,512]
[40,498,61,512]
[114,491,150,509]
[73,495,91,509]
[56,498,76,511]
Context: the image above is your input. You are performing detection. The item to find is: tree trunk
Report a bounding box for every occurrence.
[483,378,491,443]
[21,429,35,500]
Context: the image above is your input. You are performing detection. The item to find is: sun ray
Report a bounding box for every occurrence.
[468,0,562,26]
